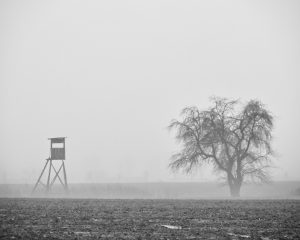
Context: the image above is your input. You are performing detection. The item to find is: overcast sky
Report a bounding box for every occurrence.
[0,0,299,184]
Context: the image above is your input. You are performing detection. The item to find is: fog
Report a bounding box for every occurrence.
[0,0,300,184]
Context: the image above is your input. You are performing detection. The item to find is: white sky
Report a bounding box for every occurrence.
[0,0,299,184]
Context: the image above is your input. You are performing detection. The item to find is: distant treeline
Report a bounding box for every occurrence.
[0,182,299,199]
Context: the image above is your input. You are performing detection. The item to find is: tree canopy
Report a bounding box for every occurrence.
[169,97,274,197]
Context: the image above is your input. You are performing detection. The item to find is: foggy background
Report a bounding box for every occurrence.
[0,0,299,184]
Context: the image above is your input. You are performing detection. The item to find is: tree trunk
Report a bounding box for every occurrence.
[227,173,242,197]
[229,182,241,197]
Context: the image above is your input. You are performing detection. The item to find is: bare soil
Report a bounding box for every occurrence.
[0,199,299,239]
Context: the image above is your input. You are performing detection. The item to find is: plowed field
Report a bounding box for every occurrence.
[0,199,299,239]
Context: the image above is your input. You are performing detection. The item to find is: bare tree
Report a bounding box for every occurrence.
[169,97,274,197]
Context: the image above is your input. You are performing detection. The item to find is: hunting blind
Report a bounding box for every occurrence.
[32,137,68,194]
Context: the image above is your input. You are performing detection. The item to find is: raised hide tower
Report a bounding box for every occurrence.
[32,137,68,194]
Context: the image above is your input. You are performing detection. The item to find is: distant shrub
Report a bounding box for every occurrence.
[292,187,300,196]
